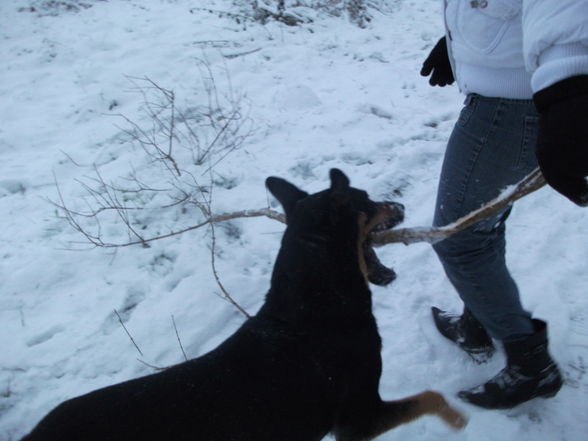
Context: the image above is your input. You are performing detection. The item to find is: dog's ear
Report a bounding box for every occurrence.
[266,177,308,219]
[329,169,352,222]
[329,168,350,191]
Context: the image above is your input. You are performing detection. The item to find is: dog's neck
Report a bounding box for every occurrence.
[260,230,373,327]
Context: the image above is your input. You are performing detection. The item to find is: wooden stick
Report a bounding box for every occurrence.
[371,167,546,246]
[59,169,544,249]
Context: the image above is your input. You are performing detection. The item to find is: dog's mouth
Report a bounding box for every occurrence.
[366,201,405,234]
[360,201,405,287]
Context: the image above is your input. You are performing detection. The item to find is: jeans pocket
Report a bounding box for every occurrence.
[516,115,539,170]
[457,95,478,128]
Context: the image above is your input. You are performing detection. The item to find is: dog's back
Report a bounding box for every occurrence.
[24,315,341,441]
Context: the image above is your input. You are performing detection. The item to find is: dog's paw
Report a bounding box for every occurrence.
[436,400,468,430]
[368,265,397,286]
[422,390,468,430]
[364,244,396,286]
[442,405,468,430]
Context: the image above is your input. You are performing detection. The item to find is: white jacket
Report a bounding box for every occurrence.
[444,0,588,99]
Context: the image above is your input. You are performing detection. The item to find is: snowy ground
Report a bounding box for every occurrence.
[1,1,587,440]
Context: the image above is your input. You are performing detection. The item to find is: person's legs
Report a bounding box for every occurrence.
[432,94,539,341]
[432,95,562,408]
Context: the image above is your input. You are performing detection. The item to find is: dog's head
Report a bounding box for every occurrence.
[266,169,404,284]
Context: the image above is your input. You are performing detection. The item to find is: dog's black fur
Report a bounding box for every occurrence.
[22,169,464,441]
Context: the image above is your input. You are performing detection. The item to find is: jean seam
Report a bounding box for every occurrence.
[516,115,539,170]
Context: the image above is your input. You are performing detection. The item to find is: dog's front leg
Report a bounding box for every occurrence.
[334,391,467,441]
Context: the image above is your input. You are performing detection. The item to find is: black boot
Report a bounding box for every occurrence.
[432,307,495,363]
[458,319,563,409]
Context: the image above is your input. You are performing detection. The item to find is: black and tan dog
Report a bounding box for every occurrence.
[22,169,466,441]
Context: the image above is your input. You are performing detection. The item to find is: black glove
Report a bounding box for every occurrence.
[420,37,455,87]
[533,75,588,207]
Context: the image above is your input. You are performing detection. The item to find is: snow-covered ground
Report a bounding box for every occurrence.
[1,1,587,440]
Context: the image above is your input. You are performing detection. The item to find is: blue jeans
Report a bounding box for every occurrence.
[433,94,539,342]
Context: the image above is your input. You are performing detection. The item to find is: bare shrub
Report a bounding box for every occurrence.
[229,0,396,28]
[18,0,102,16]
[53,59,255,250]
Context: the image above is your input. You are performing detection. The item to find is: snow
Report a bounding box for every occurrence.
[1,1,587,440]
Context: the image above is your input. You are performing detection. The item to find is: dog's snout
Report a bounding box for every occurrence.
[381,201,404,215]
[371,201,404,231]
[381,201,405,220]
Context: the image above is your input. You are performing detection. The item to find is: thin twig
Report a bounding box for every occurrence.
[114,309,144,357]
[210,221,251,319]
[223,48,262,59]
[172,315,188,361]
[136,359,168,372]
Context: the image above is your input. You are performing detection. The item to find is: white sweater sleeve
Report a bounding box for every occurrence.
[523,0,588,92]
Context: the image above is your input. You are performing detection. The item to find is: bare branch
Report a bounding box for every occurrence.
[136,359,168,372]
[371,167,546,246]
[114,309,144,357]
[67,208,283,248]
[56,163,543,251]
[223,48,262,59]
[210,221,251,319]
[52,174,104,248]
[55,67,253,250]
[171,315,188,362]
